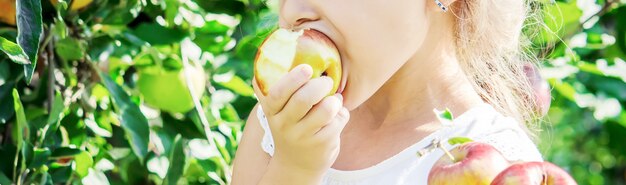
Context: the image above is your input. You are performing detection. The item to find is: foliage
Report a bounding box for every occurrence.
[537,0,626,184]
[0,0,624,184]
[0,0,276,184]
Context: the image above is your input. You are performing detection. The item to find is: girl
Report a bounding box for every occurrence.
[233,0,547,184]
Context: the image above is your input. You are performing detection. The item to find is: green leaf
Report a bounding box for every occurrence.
[447,137,474,145]
[164,135,186,185]
[101,0,142,25]
[52,18,68,39]
[16,0,43,84]
[434,108,454,122]
[537,2,582,44]
[43,92,65,140]
[73,151,93,178]
[0,37,30,65]
[55,38,86,61]
[12,89,28,148]
[28,148,51,169]
[615,6,626,54]
[49,165,72,183]
[548,79,577,102]
[50,147,82,158]
[131,23,187,45]
[100,73,150,162]
[0,82,15,124]
[0,172,11,185]
[214,75,254,97]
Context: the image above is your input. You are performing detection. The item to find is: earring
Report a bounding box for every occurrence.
[435,0,447,12]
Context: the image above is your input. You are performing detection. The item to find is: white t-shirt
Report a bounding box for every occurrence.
[256,103,543,185]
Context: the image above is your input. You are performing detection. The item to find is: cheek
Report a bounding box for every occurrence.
[334,4,428,109]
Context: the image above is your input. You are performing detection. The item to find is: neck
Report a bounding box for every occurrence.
[350,13,484,130]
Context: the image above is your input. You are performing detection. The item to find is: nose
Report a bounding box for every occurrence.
[278,0,320,30]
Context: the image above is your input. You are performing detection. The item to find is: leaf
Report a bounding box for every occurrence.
[538,2,582,44]
[0,172,11,185]
[84,117,113,137]
[81,169,110,185]
[146,156,169,178]
[42,92,65,141]
[164,135,185,185]
[101,0,142,25]
[0,82,15,124]
[28,148,51,169]
[433,108,454,122]
[100,73,150,162]
[11,89,28,148]
[0,37,30,65]
[214,74,254,97]
[73,151,93,178]
[615,6,626,54]
[55,37,86,61]
[548,79,577,103]
[131,23,187,45]
[447,137,474,145]
[50,147,82,158]
[49,165,72,183]
[16,0,43,84]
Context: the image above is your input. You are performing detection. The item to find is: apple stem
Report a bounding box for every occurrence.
[441,147,456,162]
[434,140,456,162]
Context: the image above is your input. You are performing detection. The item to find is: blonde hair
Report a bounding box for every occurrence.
[451,0,543,132]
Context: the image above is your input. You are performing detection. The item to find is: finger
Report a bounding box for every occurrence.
[263,64,314,116]
[252,77,271,115]
[296,94,343,136]
[314,107,350,140]
[275,76,334,125]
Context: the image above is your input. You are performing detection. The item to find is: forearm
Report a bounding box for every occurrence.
[258,159,325,185]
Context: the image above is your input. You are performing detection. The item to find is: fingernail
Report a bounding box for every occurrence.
[324,76,334,83]
[299,64,313,77]
[335,93,343,102]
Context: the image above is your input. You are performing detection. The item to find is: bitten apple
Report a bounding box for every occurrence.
[254,28,342,96]
[428,142,511,185]
[491,162,577,185]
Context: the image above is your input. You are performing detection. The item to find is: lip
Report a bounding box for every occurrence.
[307,28,347,95]
[299,27,347,95]
[337,59,348,95]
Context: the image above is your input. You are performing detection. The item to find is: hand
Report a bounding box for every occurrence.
[253,64,350,180]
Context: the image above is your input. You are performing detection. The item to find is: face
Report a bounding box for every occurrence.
[278,0,433,110]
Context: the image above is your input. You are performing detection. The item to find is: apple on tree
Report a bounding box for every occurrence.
[254,28,343,96]
[137,61,206,113]
[0,0,16,25]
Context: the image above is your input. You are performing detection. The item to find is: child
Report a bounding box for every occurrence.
[233,0,545,184]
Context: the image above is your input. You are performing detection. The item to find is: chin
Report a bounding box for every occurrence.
[341,85,371,111]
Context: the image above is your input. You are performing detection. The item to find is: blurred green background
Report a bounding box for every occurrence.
[0,0,624,184]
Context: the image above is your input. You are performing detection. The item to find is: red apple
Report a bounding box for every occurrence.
[491,162,577,185]
[428,142,511,185]
[524,64,551,116]
[254,28,343,96]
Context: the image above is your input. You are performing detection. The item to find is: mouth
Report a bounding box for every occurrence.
[310,29,347,95]
[337,59,348,95]
[301,28,347,95]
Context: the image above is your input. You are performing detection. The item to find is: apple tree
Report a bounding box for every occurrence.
[1,0,626,184]
[0,0,277,184]
[537,0,626,184]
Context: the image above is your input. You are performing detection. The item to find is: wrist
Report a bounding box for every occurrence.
[261,157,326,185]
